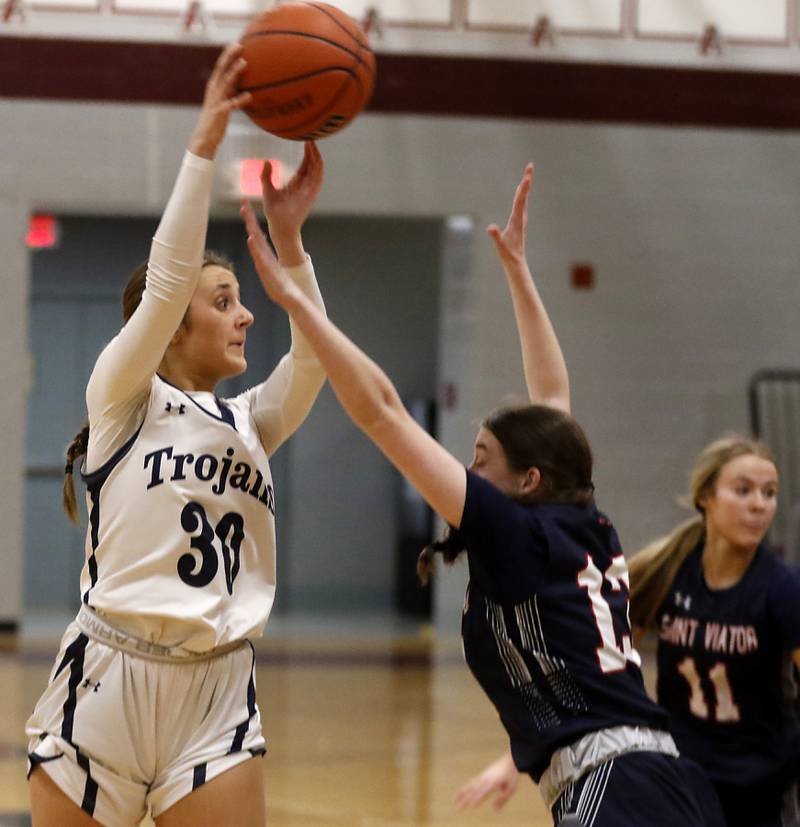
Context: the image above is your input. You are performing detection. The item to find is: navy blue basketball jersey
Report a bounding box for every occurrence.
[656,542,800,787]
[459,471,669,781]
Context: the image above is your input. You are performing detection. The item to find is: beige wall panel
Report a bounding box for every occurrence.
[637,0,787,39]
[467,0,623,30]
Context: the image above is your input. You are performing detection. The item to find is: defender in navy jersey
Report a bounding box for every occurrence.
[26,47,327,827]
[629,436,800,827]
[243,163,719,826]
[460,470,669,781]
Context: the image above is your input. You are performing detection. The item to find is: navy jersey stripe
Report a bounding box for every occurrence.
[82,483,100,605]
[81,422,143,489]
[229,719,248,754]
[216,398,237,429]
[229,644,258,754]
[59,633,89,744]
[53,632,88,682]
[81,424,143,606]
[26,750,64,780]
[157,374,238,430]
[192,762,207,790]
[75,747,98,816]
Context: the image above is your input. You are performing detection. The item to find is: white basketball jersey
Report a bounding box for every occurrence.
[80,375,277,651]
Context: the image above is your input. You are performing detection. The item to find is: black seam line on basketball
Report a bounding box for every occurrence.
[240,30,375,71]
[240,29,374,69]
[297,1,370,51]
[242,66,356,95]
[273,75,364,140]
[272,71,359,133]
[347,36,375,83]
[271,73,361,137]
[353,38,377,83]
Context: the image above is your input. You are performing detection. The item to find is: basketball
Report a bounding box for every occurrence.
[238,2,376,141]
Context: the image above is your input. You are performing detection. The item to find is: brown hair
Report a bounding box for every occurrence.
[62,251,234,524]
[417,404,595,584]
[120,250,233,327]
[628,434,776,630]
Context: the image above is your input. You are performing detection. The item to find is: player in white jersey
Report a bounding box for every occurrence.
[26,44,327,827]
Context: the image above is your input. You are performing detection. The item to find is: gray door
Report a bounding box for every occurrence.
[25,297,119,611]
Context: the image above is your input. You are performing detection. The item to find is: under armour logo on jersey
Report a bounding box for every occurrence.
[674,591,692,611]
[165,402,186,414]
[81,678,101,693]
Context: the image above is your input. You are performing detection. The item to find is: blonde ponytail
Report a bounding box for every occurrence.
[628,516,705,630]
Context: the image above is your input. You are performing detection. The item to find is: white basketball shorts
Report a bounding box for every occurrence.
[26,620,266,827]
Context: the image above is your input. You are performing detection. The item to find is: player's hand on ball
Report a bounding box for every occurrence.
[261,141,324,260]
[487,162,534,269]
[454,751,521,811]
[189,42,252,159]
[241,199,298,307]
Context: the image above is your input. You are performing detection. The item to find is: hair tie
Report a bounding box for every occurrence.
[65,461,74,475]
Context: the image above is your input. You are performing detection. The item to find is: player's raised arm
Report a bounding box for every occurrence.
[241,198,467,528]
[489,163,570,414]
[247,142,328,456]
[87,43,252,415]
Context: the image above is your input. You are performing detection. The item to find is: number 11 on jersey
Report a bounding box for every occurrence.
[677,657,741,722]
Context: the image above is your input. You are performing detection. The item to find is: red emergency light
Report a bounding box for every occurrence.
[239,159,282,198]
[26,214,59,249]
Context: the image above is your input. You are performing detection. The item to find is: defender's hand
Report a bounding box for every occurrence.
[455,751,521,811]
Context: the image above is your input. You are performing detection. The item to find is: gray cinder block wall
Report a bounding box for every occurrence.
[3,102,800,632]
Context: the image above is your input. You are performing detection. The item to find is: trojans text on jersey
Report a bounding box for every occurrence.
[143,445,275,514]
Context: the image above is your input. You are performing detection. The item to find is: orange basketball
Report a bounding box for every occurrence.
[238,2,376,141]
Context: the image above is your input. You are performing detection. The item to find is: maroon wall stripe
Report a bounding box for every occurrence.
[1,36,799,129]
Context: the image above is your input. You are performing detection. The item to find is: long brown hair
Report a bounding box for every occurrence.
[628,434,775,630]
[62,251,233,524]
[416,404,595,584]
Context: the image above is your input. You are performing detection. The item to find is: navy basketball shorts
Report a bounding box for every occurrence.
[551,751,717,827]
[712,771,793,827]
[26,622,266,827]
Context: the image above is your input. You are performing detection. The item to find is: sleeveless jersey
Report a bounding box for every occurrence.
[79,375,277,652]
[656,542,800,786]
[459,471,670,781]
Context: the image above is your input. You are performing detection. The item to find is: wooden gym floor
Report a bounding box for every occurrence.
[0,619,657,826]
